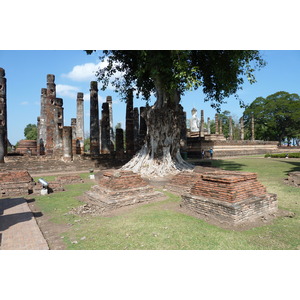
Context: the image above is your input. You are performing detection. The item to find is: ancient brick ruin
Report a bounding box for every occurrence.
[0,170,36,197]
[287,171,300,187]
[84,170,166,213]
[180,170,278,226]
[0,68,7,163]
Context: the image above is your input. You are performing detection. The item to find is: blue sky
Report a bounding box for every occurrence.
[1,50,300,145]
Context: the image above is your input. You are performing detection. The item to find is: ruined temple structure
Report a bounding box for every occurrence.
[0,68,8,163]
[37,74,64,157]
[186,110,278,158]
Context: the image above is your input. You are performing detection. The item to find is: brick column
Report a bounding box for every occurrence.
[229,116,233,140]
[116,128,124,158]
[76,92,84,154]
[0,67,8,158]
[133,107,139,152]
[71,118,77,156]
[215,114,219,134]
[219,118,223,134]
[106,96,115,152]
[200,110,204,137]
[126,89,134,157]
[240,117,244,140]
[251,114,255,141]
[62,126,73,161]
[207,117,211,134]
[37,88,47,155]
[90,81,100,157]
[101,102,110,154]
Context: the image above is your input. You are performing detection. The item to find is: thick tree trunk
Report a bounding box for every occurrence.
[122,104,193,177]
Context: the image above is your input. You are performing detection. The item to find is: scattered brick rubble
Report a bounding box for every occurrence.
[287,171,300,187]
[83,170,166,214]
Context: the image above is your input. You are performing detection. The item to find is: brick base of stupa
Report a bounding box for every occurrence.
[84,170,166,213]
[181,171,278,226]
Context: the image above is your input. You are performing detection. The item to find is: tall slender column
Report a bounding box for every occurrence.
[0,67,7,161]
[106,96,114,152]
[126,89,134,156]
[133,107,139,152]
[240,117,244,140]
[219,118,223,134]
[90,81,100,156]
[229,116,233,140]
[251,114,255,141]
[62,126,73,161]
[116,128,124,157]
[37,88,47,155]
[101,102,110,154]
[207,117,211,134]
[200,110,204,137]
[76,92,84,154]
[215,114,219,134]
[71,118,77,156]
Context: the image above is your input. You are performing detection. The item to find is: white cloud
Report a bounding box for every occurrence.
[56,84,79,99]
[61,61,106,82]
[21,101,29,105]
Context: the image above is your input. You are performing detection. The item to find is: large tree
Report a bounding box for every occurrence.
[88,50,265,176]
[243,91,300,143]
[24,123,37,140]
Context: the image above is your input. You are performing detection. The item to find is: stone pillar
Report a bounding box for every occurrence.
[251,114,255,141]
[215,114,219,134]
[37,88,47,155]
[62,126,72,161]
[125,89,134,156]
[106,96,115,152]
[139,106,147,148]
[90,81,100,157]
[116,128,124,157]
[71,118,77,156]
[240,117,244,140]
[45,74,56,156]
[133,107,139,152]
[0,67,7,158]
[101,102,110,154]
[76,92,84,154]
[207,117,211,134]
[229,116,233,140]
[200,110,204,137]
[219,118,223,134]
[0,127,4,163]
[53,97,64,157]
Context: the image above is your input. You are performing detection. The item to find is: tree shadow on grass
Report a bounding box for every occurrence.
[280,160,300,175]
[211,159,247,171]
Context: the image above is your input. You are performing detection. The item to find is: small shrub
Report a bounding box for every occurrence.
[265,152,300,158]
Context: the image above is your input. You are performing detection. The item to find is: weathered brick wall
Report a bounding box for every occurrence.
[0,170,35,197]
[84,170,165,213]
[181,193,277,225]
[97,170,148,190]
[180,169,278,226]
[55,175,84,185]
[190,172,267,203]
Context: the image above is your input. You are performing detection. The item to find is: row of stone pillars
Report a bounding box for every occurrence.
[89,83,147,158]
[214,113,255,140]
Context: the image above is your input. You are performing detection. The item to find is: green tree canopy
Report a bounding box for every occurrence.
[87,50,265,111]
[24,123,37,140]
[243,91,300,143]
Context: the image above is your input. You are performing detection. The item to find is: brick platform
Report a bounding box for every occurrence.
[84,170,166,213]
[181,170,278,226]
[0,170,36,197]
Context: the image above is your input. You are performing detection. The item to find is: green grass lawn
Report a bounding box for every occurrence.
[33,158,300,250]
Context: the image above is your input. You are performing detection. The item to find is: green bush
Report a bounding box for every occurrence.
[265,152,300,158]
